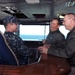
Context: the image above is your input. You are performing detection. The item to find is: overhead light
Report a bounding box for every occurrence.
[57,14,64,19]
[65,1,75,7]
[59,15,64,18]
[5,7,15,14]
[25,0,40,4]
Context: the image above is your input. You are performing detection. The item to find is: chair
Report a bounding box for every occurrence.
[0,31,19,66]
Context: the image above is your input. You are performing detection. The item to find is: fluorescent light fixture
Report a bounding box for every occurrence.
[6,6,15,13]
[59,15,64,18]
[25,0,40,4]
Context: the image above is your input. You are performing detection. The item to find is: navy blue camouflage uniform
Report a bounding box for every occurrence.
[4,32,33,65]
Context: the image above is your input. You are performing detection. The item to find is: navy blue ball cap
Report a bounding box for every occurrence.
[3,16,19,25]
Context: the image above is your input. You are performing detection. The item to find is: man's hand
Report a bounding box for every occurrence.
[43,44,51,48]
[38,46,48,54]
[42,39,46,44]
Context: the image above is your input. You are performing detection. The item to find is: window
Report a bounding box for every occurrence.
[20,25,49,41]
[0,25,5,33]
[59,25,69,39]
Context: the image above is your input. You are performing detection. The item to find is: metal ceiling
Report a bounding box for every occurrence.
[0,0,75,24]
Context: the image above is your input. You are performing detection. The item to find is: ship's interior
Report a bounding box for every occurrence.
[0,0,75,47]
[0,0,75,75]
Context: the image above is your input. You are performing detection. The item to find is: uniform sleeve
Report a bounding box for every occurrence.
[48,35,75,58]
[48,46,68,58]
[47,32,68,58]
[65,36,75,58]
[15,36,30,57]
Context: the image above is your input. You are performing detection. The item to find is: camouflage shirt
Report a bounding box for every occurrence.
[4,32,30,65]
